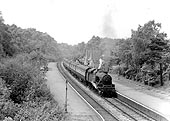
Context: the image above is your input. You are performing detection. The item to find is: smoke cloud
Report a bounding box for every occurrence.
[102,11,116,38]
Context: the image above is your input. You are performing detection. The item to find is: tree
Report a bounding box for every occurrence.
[86,36,102,67]
[131,20,169,86]
[0,11,4,23]
[131,20,162,67]
[117,38,132,68]
[0,22,15,57]
[0,13,65,120]
[146,34,169,86]
[72,42,86,61]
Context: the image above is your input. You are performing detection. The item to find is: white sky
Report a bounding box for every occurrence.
[0,0,170,45]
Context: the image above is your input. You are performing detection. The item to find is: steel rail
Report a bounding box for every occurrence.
[105,98,155,121]
[57,62,119,121]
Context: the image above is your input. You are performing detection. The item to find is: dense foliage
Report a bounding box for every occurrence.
[59,20,170,87]
[0,12,65,121]
[118,20,170,86]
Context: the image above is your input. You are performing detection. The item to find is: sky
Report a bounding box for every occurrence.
[0,0,170,45]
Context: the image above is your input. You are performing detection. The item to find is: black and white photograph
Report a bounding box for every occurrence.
[0,0,170,121]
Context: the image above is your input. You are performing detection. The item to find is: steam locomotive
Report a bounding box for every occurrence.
[63,59,117,97]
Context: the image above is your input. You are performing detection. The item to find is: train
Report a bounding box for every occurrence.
[63,59,117,97]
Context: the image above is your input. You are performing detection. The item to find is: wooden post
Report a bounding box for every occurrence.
[65,79,68,113]
[160,63,163,86]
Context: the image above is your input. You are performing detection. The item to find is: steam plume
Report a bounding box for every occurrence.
[102,11,116,38]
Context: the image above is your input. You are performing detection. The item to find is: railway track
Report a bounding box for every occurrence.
[115,92,168,121]
[58,62,168,121]
[57,62,119,121]
[105,98,155,121]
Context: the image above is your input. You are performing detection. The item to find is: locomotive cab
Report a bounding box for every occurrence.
[85,68,96,82]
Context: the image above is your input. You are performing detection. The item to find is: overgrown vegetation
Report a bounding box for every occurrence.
[0,12,65,121]
[116,20,170,87]
[59,20,170,88]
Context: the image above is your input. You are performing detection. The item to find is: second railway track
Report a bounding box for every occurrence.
[105,98,155,121]
[58,61,168,121]
[57,62,119,121]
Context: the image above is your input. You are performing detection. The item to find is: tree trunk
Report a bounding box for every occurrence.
[160,63,163,86]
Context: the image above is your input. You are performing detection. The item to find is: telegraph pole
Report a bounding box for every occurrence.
[65,79,68,113]
[160,63,163,86]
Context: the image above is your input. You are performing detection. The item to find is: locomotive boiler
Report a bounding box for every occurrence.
[63,59,117,97]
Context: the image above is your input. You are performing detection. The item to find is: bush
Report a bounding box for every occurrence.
[0,58,35,103]
[111,65,127,75]
[32,84,53,102]
[0,78,19,120]
[0,54,67,120]
[135,72,143,82]
[14,101,66,121]
[0,101,20,120]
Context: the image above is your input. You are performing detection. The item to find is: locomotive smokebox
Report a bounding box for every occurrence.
[96,71,112,85]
